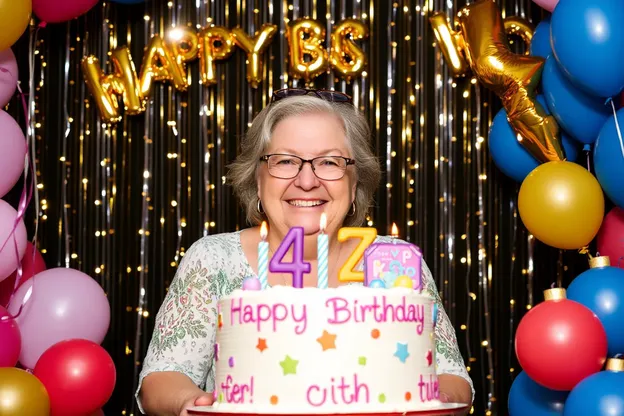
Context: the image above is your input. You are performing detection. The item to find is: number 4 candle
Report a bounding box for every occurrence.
[269,227,311,288]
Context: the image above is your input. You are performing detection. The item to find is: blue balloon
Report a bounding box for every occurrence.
[530,18,552,58]
[594,108,624,208]
[568,265,624,356]
[542,55,611,145]
[551,0,624,98]
[509,371,568,416]
[563,370,624,416]
[488,95,579,183]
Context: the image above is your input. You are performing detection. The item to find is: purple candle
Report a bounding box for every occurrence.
[269,227,311,288]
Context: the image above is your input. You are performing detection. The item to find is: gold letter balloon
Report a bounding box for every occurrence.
[198,26,235,86]
[518,161,605,250]
[231,24,278,88]
[287,18,329,82]
[0,367,51,416]
[330,19,369,82]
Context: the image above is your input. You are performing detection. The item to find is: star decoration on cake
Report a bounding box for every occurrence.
[279,355,299,375]
[214,343,220,361]
[218,313,223,329]
[256,338,268,352]
[316,330,337,351]
[394,342,409,363]
[426,349,433,366]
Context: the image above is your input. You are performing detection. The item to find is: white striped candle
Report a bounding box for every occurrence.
[317,213,329,289]
[258,221,269,289]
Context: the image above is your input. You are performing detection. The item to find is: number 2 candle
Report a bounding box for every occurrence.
[338,227,378,282]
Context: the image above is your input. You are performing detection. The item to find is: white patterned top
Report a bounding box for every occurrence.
[135,231,474,413]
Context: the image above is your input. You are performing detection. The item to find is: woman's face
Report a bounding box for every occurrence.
[257,111,356,238]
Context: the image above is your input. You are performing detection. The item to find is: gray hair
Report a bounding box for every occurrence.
[228,95,381,227]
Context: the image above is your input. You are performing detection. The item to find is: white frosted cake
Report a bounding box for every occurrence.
[210,286,442,414]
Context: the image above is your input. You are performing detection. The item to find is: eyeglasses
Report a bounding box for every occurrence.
[270,88,353,104]
[259,154,355,181]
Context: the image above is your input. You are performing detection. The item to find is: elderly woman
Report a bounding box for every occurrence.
[137,89,473,416]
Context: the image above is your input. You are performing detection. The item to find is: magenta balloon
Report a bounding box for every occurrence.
[7,268,110,369]
[0,110,27,199]
[0,305,21,367]
[532,0,559,12]
[0,48,18,107]
[0,200,27,282]
[32,0,99,23]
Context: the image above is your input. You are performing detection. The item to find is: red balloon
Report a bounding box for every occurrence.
[515,296,607,391]
[597,207,624,269]
[33,339,116,416]
[0,242,46,307]
[32,0,99,23]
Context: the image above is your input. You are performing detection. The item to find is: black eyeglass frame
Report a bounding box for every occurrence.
[259,154,356,181]
[270,88,353,104]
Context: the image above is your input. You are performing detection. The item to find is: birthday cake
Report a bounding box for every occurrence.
[209,286,442,414]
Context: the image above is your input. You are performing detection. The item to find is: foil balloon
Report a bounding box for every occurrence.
[231,24,277,88]
[198,26,235,86]
[330,19,369,82]
[503,16,534,54]
[82,47,144,124]
[139,34,188,98]
[287,18,329,82]
[456,0,565,163]
[429,13,470,77]
[168,26,200,77]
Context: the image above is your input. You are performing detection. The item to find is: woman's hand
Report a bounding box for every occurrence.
[178,391,214,416]
[438,374,472,415]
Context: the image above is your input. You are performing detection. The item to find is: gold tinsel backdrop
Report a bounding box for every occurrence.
[4,0,594,414]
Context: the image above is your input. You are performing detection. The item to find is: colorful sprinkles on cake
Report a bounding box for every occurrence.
[378,393,386,403]
[270,395,278,405]
[214,343,219,361]
[358,356,367,366]
[228,356,235,367]
[426,349,433,366]
[371,328,380,339]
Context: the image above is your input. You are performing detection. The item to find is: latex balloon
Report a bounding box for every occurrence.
[330,19,369,81]
[32,0,98,24]
[456,0,565,163]
[0,200,27,281]
[530,17,551,58]
[594,108,624,208]
[0,367,50,415]
[0,110,27,199]
[563,359,624,416]
[82,47,145,124]
[508,371,568,415]
[533,0,558,12]
[139,34,188,98]
[515,289,607,391]
[597,207,624,269]
[0,306,20,367]
[551,0,624,98]
[542,55,610,145]
[287,18,328,82]
[7,267,111,369]
[568,257,624,357]
[0,0,31,51]
[231,24,277,88]
[198,26,235,86]
[34,339,116,416]
[518,161,604,250]
[0,48,18,108]
[0,242,47,307]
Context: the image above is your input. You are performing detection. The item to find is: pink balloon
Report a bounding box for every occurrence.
[32,0,99,23]
[533,0,559,12]
[0,305,21,367]
[0,110,27,198]
[0,48,18,107]
[597,207,624,269]
[0,200,27,282]
[7,268,110,369]
[0,242,47,307]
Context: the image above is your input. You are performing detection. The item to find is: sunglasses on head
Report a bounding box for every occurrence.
[270,88,353,104]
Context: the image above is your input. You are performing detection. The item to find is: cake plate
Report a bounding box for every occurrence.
[187,403,468,416]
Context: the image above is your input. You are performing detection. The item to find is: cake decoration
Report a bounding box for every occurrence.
[218,313,223,329]
[405,392,412,401]
[371,328,380,338]
[368,279,385,288]
[432,303,438,328]
[256,338,267,352]
[214,343,219,361]
[316,330,337,351]
[393,275,414,289]
[394,342,409,363]
[228,356,235,367]
[242,276,262,291]
[270,395,278,405]
[364,242,423,289]
[378,393,386,403]
[358,356,367,366]
[426,350,433,366]
[218,392,224,402]
[279,355,299,375]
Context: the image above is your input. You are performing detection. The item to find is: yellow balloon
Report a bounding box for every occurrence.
[0,368,50,416]
[0,0,31,51]
[393,275,414,289]
[518,161,605,250]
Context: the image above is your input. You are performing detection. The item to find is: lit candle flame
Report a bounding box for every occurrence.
[320,213,327,233]
[260,221,268,240]
[391,223,399,238]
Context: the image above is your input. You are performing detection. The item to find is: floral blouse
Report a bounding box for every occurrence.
[136,231,474,413]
